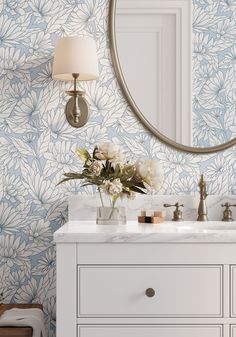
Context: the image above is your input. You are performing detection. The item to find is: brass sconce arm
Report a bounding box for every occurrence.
[65,73,89,128]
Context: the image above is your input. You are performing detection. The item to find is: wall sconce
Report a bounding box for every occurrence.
[52,36,99,128]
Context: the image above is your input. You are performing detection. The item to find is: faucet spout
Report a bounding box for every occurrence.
[197,174,208,221]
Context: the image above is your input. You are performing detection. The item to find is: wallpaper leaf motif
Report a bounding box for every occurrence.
[0,1,235,336]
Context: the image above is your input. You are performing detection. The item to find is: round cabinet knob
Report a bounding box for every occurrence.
[145,288,155,298]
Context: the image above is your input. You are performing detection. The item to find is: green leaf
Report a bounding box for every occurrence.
[129,186,147,194]
[93,146,99,159]
[76,148,91,162]
[63,173,84,179]
[81,183,94,187]
[114,164,120,178]
[124,179,146,189]
[57,177,80,186]
[134,181,146,189]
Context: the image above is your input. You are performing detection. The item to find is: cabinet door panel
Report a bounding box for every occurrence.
[116,1,192,144]
[231,266,236,316]
[231,325,236,336]
[78,265,222,317]
[78,325,222,337]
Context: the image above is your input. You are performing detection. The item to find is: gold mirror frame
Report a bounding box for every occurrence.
[108,0,236,154]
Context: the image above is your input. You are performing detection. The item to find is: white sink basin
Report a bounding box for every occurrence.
[135,221,236,234]
[202,223,236,230]
[175,221,236,232]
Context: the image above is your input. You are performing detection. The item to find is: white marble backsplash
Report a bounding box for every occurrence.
[69,194,236,222]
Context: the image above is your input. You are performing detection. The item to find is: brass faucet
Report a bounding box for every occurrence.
[222,203,236,222]
[197,174,208,221]
[163,203,184,221]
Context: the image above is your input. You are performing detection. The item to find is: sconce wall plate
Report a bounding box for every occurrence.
[65,92,89,128]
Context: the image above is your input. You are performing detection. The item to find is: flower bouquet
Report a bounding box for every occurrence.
[59,142,163,224]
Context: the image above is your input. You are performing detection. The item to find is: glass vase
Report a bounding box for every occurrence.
[95,192,126,225]
[96,206,126,225]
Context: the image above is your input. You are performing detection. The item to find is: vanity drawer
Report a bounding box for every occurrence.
[78,265,222,317]
[78,325,223,337]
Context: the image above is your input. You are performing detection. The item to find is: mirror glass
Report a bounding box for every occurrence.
[115,0,236,149]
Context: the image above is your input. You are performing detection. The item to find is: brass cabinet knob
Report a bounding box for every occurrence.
[145,288,155,298]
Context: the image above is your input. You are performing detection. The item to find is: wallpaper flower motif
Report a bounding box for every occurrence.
[192,0,236,146]
[0,1,235,337]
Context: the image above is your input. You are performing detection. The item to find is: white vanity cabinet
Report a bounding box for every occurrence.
[54,221,236,337]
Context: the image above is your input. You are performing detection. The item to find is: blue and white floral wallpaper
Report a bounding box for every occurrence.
[193,0,236,147]
[0,0,235,336]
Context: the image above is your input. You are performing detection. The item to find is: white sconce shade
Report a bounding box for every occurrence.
[52,36,99,81]
[52,35,99,128]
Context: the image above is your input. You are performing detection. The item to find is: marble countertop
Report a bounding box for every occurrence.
[53,221,236,243]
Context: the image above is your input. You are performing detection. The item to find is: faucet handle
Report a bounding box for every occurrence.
[163,203,184,221]
[221,203,236,222]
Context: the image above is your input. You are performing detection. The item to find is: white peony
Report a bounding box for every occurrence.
[103,178,123,196]
[94,142,124,162]
[135,158,163,191]
[89,160,103,176]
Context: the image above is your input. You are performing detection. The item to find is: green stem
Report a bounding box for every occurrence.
[108,197,116,219]
[110,197,113,207]
[98,188,104,207]
[109,204,115,219]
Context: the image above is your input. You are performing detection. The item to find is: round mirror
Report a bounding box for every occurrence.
[109,0,236,154]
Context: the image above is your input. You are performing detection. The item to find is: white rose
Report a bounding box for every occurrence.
[103,178,123,196]
[95,142,124,162]
[135,158,163,190]
[89,160,103,176]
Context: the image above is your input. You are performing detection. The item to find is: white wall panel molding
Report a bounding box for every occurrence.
[116,0,192,145]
